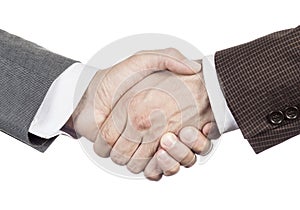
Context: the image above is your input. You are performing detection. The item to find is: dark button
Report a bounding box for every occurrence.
[285,106,299,120]
[268,111,284,125]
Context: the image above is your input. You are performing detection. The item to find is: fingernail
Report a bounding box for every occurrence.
[161,133,176,148]
[183,59,202,73]
[179,126,198,143]
[157,150,168,161]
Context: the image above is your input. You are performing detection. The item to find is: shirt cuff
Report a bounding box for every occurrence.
[202,55,239,134]
[29,63,99,139]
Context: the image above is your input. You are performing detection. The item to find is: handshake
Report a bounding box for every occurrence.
[1,26,296,181]
[67,48,220,180]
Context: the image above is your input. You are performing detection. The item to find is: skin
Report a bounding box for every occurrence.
[71,48,199,141]
[99,69,214,173]
[70,48,218,180]
[145,125,216,180]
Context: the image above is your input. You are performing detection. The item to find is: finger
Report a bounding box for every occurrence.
[156,149,180,176]
[126,113,164,174]
[110,134,141,166]
[126,140,160,174]
[179,126,212,155]
[134,48,202,75]
[160,133,197,168]
[144,154,163,181]
[102,48,201,110]
[95,48,198,158]
[202,122,221,139]
[93,109,126,158]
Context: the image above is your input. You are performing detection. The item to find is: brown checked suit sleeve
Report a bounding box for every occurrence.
[215,26,300,153]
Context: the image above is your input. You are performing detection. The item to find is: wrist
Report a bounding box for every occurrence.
[64,69,105,139]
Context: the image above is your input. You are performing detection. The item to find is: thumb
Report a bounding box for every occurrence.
[99,48,201,108]
[134,48,202,75]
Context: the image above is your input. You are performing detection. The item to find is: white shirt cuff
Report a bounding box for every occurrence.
[202,55,238,134]
[29,63,99,139]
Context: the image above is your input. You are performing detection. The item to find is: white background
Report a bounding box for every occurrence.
[0,0,299,210]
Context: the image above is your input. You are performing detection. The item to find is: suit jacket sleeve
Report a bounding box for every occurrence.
[215,26,300,153]
[0,29,76,152]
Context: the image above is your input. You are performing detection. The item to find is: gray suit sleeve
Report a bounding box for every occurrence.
[0,29,77,152]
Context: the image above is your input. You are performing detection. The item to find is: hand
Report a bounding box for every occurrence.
[69,48,200,155]
[145,124,218,181]
[96,51,216,174]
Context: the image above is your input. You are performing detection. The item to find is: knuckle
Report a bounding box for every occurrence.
[192,142,203,154]
[99,124,117,146]
[110,149,127,166]
[129,97,152,132]
[164,163,180,176]
[165,47,178,54]
[181,138,203,154]
[145,174,162,181]
[127,162,143,174]
[135,50,149,55]
[144,168,161,179]
[133,115,151,131]
[93,142,110,158]
[182,155,197,168]
[180,152,193,165]
[193,138,210,154]
[127,53,145,68]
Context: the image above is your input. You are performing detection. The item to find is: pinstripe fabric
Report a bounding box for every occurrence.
[0,29,76,152]
[215,26,300,153]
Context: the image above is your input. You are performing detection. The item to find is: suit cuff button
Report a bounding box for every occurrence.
[268,111,284,125]
[285,106,299,120]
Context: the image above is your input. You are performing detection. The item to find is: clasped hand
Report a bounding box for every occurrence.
[70,48,218,180]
